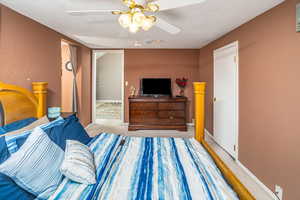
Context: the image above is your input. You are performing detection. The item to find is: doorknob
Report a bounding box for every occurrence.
[214,97,217,102]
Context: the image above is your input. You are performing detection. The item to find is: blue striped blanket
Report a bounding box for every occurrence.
[49,133,239,200]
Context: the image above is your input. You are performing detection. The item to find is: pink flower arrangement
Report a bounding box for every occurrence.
[175,78,188,88]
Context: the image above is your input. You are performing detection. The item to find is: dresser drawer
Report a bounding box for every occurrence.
[130,102,157,110]
[131,118,185,125]
[158,111,185,118]
[157,118,185,124]
[130,110,157,124]
[158,102,185,110]
[131,118,159,124]
[130,110,157,118]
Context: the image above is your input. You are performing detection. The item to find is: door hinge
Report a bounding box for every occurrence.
[234,145,236,151]
[234,56,237,63]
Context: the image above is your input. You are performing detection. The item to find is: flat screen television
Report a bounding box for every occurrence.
[140,78,172,97]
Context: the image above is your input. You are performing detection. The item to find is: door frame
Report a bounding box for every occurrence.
[213,41,239,160]
[92,49,125,124]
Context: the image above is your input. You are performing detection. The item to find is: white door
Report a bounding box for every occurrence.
[213,41,239,159]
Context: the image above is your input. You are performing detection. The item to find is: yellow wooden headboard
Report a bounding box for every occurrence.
[0,82,48,126]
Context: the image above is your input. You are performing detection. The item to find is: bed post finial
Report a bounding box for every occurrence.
[193,82,206,143]
[32,82,48,118]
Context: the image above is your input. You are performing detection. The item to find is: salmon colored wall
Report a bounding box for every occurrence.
[124,49,200,123]
[0,5,92,125]
[77,47,92,126]
[199,0,300,199]
[61,43,73,112]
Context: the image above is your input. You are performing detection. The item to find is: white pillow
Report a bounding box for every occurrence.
[0,127,64,199]
[60,140,96,185]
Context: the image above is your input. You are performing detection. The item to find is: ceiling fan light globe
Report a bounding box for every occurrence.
[129,23,139,33]
[118,14,132,28]
[132,12,146,27]
[142,17,154,31]
[122,0,134,7]
[147,3,159,12]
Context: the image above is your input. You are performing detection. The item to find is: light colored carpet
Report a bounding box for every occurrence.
[85,123,194,138]
[96,102,121,120]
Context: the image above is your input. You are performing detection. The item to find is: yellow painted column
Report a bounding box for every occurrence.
[193,82,206,142]
[32,82,48,118]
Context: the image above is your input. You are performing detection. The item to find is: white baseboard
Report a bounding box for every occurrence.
[187,123,194,127]
[204,129,214,140]
[237,161,278,200]
[122,122,129,126]
[204,130,277,199]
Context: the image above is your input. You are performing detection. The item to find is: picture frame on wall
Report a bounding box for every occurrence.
[297,3,300,32]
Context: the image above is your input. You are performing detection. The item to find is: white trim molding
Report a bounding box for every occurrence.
[122,122,129,126]
[205,129,278,200]
[187,123,194,127]
[236,161,278,200]
[92,50,125,124]
[204,129,214,139]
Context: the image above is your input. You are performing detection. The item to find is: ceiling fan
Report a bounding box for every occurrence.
[66,0,206,34]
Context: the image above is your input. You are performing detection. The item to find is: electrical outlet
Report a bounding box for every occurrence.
[275,185,283,200]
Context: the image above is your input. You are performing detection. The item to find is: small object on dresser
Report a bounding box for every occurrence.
[175,78,188,97]
[48,107,61,119]
[130,86,136,96]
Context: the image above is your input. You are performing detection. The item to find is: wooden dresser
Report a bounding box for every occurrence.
[128,96,187,131]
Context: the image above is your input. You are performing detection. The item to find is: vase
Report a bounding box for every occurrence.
[179,88,185,97]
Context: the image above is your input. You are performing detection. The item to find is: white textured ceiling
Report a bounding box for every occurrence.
[0,0,284,48]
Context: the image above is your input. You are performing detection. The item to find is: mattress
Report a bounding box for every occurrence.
[49,133,239,200]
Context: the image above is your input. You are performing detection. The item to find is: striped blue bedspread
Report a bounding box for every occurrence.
[49,133,239,200]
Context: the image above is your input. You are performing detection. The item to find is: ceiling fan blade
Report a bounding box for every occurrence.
[66,10,121,16]
[154,0,206,11]
[155,17,181,35]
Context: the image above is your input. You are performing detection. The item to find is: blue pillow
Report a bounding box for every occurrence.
[0,118,37,135]
[6,117,64,154]
[0,138,9,164]
[0,173,35,200]
[43,114,92,150]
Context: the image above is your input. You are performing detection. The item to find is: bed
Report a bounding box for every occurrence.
[0,82,47,126]
[0,81,255,200]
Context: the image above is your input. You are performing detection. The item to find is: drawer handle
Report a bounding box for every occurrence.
[169,116,174,119]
